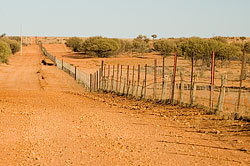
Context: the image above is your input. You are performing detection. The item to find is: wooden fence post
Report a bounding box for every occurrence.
[190,75,197,105]
[90,74,93,92]
[210,51,215,111]
[171,52,178,104]
[131,66,135,96]
[96,70,99,91]
[237,50,246,113]
[107,65,110,91]
[75,66,77,80]
[136,65,140,97]
[153,59,157,100]
[119,65,123,94]
[143,64,147,99]
[62,59,64,70]
[126,65,130,95]
[103,66,106,91]
[116,64,120,92]
[179,72,184,106]
[161,75,168,102]
[169,73,173,101]
[217,75,227,113]
[111,65,115,92]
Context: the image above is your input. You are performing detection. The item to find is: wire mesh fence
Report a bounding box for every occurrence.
[40,44,249,119]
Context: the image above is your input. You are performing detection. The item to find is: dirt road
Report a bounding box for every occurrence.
[0,45,249,165]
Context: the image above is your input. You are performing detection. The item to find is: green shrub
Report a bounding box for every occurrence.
[65,37,83,52]
[8,36,21,42]
[82,36,120,57]
[0,40,12,63]
[1,38,20,54]
[153,39,177,56]
[132,35,150,53]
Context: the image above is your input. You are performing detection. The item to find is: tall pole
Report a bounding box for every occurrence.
[171,52,178,104]
[210,51,215,111]
[20,24,23,56]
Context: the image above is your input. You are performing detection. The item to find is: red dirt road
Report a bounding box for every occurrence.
[0,45,249,165]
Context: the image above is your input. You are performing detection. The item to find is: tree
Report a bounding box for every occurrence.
[0,40,12,63]
[153,39,176,56]
[82,36,120,57]
[65,37,83,52]
[151,34,157,40]
[240,36,246,42]
[132,35,150,54]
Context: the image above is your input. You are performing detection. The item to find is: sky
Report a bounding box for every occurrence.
[0,0,249,38]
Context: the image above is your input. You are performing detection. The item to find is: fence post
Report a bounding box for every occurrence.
[131,66,135,96]
[75,66,77,80]
[90,74,93,92]
[100,61,104,90]
[191,75,197,105]
[237,50,246,113]
[161,75,168,102]
[62,59,64,70]
[143,64,147,99]
[179,72,184,106]
[103,66,106,91]
[107,65,110,91]
[119,65,123,94]
[136,65,140,97]
[154,59,157,100]
[217,74,227,113]
[116,64,120,93]
[171,52,178,104]
[111,65,114,92]
[96,70,99,91]
[126,65,130,95]
[210,51,215,111]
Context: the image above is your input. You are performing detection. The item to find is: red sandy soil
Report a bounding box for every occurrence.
[0,44,249,165]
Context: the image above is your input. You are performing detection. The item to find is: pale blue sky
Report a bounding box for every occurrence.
[0,0,249,38]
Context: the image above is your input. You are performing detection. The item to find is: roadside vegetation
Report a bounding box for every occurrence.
[65,35,250,67]
[0,34,21,64]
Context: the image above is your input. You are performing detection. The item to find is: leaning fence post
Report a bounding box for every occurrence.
[217,74,227,113]
[179,72,184,106]
[171,52,178,104]
[96,70,99,91]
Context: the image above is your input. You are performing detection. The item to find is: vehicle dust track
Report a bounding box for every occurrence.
[0,45,249,165]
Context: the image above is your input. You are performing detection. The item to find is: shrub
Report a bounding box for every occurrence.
[153,39,177,56]
[65,37,83,52]
[132,35,150,53]
[82,36,120,57]
[8,36,21,42]
[1,38,20,54]
[0,40,12,63]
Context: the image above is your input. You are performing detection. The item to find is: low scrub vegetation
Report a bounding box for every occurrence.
[0,34,21,63]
